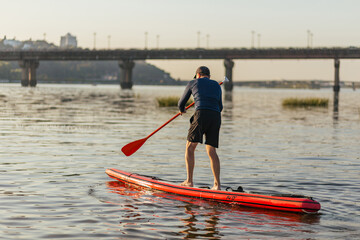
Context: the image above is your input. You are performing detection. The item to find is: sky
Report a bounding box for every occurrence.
[1,0,360,81]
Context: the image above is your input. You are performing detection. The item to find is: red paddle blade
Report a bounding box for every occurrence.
[121,137,148,156]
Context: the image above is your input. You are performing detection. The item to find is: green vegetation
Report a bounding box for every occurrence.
[156,96,193,107]
[282,97,329,108]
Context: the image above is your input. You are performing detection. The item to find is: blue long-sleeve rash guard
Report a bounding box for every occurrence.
[178,77,223,113]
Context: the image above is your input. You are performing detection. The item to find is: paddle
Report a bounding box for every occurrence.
[121,77,229,156]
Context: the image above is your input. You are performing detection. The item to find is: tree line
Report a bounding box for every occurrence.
[0,60,180,85]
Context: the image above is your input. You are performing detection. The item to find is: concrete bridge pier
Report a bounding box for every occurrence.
[18,60,39,87]
[224,59,234,91]
[333,58,340,114]
[118,59,135,89]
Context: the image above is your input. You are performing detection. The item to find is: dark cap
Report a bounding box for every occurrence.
[194,66,210,79]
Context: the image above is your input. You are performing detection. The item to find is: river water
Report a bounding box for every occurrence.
[1,83,359,239]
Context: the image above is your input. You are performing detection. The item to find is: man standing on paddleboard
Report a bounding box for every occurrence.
[178,66,223,190]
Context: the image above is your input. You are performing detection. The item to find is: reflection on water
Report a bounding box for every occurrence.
[333,89,340,121]
[1,84,360,239]
[180,205,221,239]
[224,90,233,102]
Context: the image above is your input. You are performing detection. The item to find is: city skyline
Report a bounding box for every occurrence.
[1,0,360,81]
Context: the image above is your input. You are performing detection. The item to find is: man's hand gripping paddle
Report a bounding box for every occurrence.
[121,77,229,156]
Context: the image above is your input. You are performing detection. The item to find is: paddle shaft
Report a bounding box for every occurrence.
[147,102,194,139]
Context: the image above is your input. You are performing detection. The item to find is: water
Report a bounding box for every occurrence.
[1,83,359,239]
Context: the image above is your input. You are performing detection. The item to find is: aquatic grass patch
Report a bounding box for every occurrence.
[282,97,329,108]
[156,96,193,107]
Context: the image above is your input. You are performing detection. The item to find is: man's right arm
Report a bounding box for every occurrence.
[219,86,223,112]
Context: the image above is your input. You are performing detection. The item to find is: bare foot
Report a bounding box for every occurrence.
[211,185,221,190]
[180,181,193,187]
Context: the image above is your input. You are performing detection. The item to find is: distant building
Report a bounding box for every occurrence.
[22,43,33,50]
[60,33,77,48]
[3,36,22,48]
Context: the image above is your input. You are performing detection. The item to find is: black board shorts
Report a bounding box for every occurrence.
[187,109,221,148]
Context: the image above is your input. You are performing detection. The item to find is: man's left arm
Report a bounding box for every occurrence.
[178,82,192,114]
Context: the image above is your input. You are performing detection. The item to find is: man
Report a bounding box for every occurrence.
[178,66,223,190]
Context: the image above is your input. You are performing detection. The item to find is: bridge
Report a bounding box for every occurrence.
[1,47,359,96]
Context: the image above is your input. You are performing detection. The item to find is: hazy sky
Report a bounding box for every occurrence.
[2,0,360,81]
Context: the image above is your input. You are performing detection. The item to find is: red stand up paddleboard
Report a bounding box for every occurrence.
[106,168,321,213]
